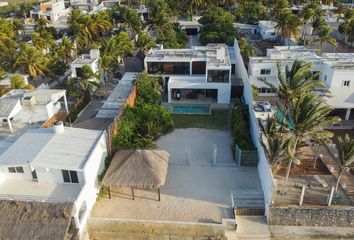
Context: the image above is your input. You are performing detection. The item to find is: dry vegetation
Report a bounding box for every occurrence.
[0,200,73,240]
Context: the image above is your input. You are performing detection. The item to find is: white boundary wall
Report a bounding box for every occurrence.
[233,39,275,218]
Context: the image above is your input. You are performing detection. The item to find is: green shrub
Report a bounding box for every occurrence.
[67,94,91,123]
[231,101,255,151]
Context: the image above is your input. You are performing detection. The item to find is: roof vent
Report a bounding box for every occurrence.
[53,120,64,134]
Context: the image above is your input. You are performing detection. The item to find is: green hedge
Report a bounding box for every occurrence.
[67,94,91,123]
[231,101,255,151]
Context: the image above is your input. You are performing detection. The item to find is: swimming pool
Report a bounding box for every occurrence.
[171,104,211,115]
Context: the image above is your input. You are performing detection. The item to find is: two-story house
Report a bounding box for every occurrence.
[0,121,107,235]
[144,44,232,105]
[248,46,354,120]
[30,0,70,24]
[70,0,99,11]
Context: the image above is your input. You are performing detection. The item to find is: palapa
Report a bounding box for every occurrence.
[0,200,73,240]
[103,150,170,189]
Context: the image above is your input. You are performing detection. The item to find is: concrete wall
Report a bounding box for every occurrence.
[74,131,107,233]
[269,206,354,227]
[233,39,275,217]
[88,218,226,240]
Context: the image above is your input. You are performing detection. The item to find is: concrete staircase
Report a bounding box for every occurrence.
[231,190,265,216]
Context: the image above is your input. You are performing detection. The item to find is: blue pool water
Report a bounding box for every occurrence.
[172,104,210,114]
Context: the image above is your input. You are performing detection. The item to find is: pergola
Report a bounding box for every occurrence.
[103,150,170,201]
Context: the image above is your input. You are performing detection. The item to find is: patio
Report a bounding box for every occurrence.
[92,129,263,223]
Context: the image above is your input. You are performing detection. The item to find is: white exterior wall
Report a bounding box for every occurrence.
[0,165,33,181]
[71,60,99,78]
[234,40,275,218]
[258,22,277,40]
[13,101,58,124]
[73,131,107,233]
[34,167,84,185]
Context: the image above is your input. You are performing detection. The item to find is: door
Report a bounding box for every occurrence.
[31,170,38,181]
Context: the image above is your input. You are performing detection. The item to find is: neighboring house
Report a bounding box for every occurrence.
[88,0,121,15]
[0,89,68,133]
[70,0,99,11]
[0,122,107,236]
[177,19,203,36]
[144,44,234,104]
[0,2,8,7]
[258,21,277,41]
[248,46,354,120]
[71,49,100,79]
[30,0,71,24]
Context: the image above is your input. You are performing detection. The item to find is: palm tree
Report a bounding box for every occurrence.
[13,43,50,80]
[112,5,143,38]
[78,65,99,95]
[67,9,85,37]
[56,36,76,64]
[260,116,289,173]
[282,94,340,193]
[337,8,354,43]
[261,60,326,126]
[148,0,173,40]
[275,8,301,45]
[34,16,49,36]
[31,32,47,51]
[335,134,354,193]
[135,32,156,54]
[317,25,337,54]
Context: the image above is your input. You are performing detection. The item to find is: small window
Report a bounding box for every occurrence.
[324,75,327,81]
[8,166,24,173]
[62,170,79,183]
[343,80,350,87]
[260,69,271,75]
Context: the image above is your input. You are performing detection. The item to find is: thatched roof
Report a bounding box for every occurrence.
[0,200,73,240]
[103,150,170,188]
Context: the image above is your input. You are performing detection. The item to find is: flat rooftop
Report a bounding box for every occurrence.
[0,178,81,202]
[146,44,231,68]
[92,129,262,223]
[96,72,136,119]
[72,54,97,65]
[0,127,103,170]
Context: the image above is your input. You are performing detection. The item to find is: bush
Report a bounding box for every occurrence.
[231,101,254,150]
[112,74,173,150]
[67,94,91,123]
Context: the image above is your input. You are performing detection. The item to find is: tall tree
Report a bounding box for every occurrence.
[282,94,340,193]
[317,25,337,54]
[112,5,143,38]
[135,32,156,54]
[335,134,354,193]
[275,8,301,45]
[13,43,50,80]
[260,116,289,173]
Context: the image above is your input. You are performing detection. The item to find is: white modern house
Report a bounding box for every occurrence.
[0,122,107,234]
[71,49,100,79]
[0,89,68,134]
[144,44,232,104]
[70,0,99,11]
[248,46,354,120]
[258,21,278,40]
[30,0,71,24]
[0,2,8,7]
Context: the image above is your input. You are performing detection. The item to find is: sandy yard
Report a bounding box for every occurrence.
[92,129,262,223]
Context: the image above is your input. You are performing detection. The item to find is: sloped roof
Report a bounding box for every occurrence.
[103,150,169,188]
[0,97,20,118]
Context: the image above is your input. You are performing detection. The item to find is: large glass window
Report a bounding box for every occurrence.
[260,69,271,75]
[147,62,163,74]
[207,70,230,83]
[62,170,79,183]
[192,61,206,74]
[147,62,190,74]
